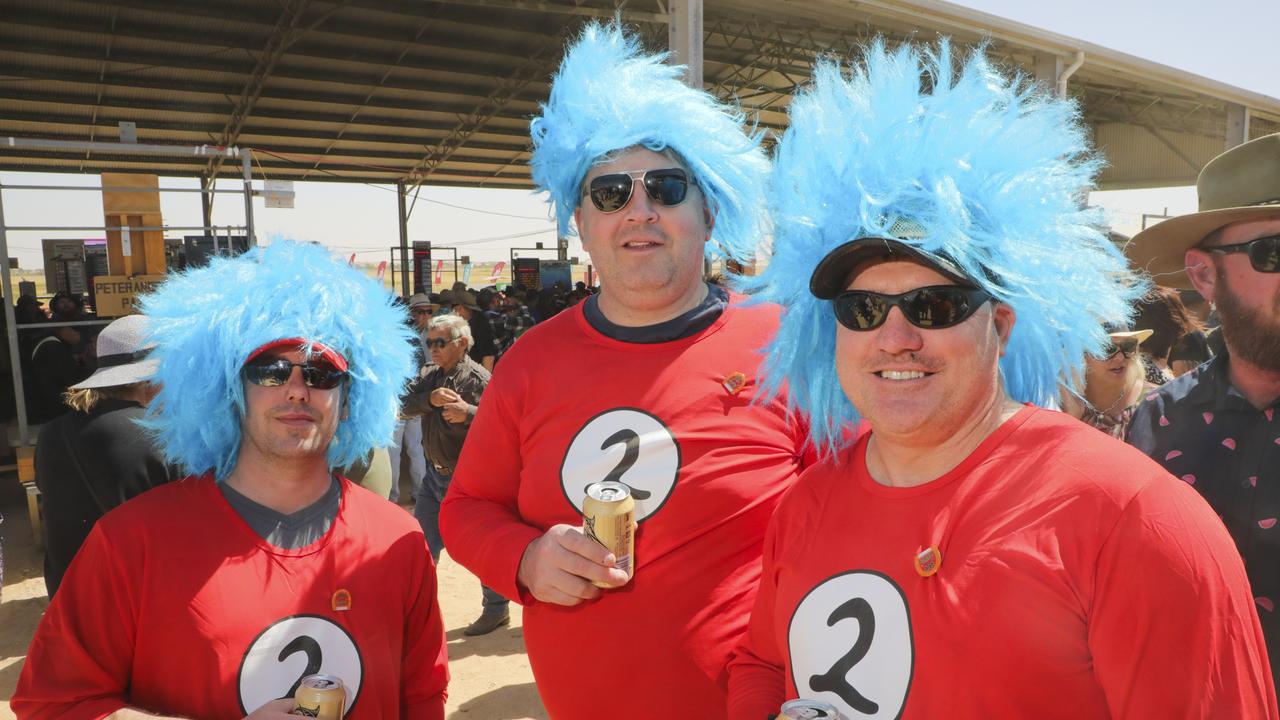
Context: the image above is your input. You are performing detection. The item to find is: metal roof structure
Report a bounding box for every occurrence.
[1,0,1277,192]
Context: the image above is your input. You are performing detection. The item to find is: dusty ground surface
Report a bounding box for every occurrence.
[0,477,549,720]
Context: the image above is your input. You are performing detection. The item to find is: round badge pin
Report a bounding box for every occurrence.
[914,546,942,577]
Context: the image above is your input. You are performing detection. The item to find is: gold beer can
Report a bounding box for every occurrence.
[779,699,845,720]
[291,674,346,718]
[582,480,635,588]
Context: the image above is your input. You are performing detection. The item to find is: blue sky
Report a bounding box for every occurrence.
[0,0,1273,269]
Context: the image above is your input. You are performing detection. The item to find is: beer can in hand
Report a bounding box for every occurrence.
[582,480,635,588]
[780,698,845,719]
[291,674,346,718]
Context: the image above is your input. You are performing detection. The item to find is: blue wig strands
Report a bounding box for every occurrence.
[753,40,1146,456]
[140,241,416,480]
[529,21,770,264]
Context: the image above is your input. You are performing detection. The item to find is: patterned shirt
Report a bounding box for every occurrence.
[1127,353,1280,683]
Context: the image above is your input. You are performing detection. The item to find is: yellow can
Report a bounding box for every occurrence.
[291,674,346,719]
[582,480,635,588]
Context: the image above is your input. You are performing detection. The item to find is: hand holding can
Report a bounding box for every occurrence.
[582,481,636,589]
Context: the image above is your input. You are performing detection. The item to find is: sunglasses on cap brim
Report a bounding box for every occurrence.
[833,285,993,331]
[242,356,348,390]
[1204,234,1280,273]
[583,168,690,213]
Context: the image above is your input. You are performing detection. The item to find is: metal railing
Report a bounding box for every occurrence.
[0,139,257,447]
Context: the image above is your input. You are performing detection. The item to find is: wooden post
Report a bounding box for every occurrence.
[101,173,167,277]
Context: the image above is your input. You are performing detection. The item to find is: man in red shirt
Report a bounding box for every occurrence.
[728,42,1276,719]
[438,21,805,720]
[13,241,448,719]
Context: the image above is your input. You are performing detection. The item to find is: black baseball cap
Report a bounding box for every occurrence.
[809,220,978,299]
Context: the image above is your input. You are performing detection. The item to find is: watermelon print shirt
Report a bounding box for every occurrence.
[1128,352,1280,685]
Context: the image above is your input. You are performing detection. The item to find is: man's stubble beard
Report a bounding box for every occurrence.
[1215,264,1280,372]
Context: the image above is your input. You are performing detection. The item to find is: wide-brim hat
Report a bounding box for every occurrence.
[71,314,160,389]
[1126,133,1280,289]
[454,290,481,312]
[407,292,433,309]
[1108,328,1154,345]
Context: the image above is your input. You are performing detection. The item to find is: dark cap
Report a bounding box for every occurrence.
[454,290,481,311]
[809,221,977,299]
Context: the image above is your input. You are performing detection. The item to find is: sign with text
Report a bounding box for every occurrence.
[512,257,540,290]
[412,241,432,294]
[92,274,167,318]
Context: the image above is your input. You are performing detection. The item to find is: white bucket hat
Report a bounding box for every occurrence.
[71,314,159,390]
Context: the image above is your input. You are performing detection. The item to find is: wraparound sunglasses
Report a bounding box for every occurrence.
[1204,234,1280,273]
[242,357,348,390]
[834,285,993,331]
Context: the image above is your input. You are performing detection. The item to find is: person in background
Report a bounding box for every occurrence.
[389,292,433,504]
[1134,285,1211,381]
[1126,132,1280,688]
[402,313,510,636]
[451,290,496,371]
[35,314,173,597]
[28,324,89,424]
[728,40,1274,719]
[1060,325,1157,438]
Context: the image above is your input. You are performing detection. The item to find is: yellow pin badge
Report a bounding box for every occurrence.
[722,371,748,395]
[914,546,942,578]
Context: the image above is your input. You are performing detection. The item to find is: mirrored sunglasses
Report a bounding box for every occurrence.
[242,357,347,390]
[834,285,993,331]
[1205,234,1280,273]
[584,168,690,213]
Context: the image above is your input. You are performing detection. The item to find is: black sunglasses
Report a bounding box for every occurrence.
[834,285,993,331]
[242,357,347,390]
[424,337,459,349]
[1204,234,1280,273]
[584,168,690,213]
[1099,340,1139,361]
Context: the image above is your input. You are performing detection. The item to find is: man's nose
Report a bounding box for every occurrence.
[874,307,925,355]
[284,365,311,401]
[622,178,659,221]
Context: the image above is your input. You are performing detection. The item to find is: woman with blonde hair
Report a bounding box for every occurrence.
[1061,324,1157,438]
[34,314,173,596]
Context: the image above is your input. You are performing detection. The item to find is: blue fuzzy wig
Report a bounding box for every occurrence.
[751,40,1146,456]
[140,241,416,480]
[530,20,769,264]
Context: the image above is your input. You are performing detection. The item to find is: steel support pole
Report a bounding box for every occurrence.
[0,182,30,446]
[668,0,704,89]
[201,174,214,234]
[242,150,256,246]
[1225,103,1250,150]
[397,181,411,298]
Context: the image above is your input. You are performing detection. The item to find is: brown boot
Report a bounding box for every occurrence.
[463,609,510,636]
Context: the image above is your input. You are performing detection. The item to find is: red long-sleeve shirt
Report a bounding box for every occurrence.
[13,476,448,720]
[729,407,1277,719]
[440,298,806,719]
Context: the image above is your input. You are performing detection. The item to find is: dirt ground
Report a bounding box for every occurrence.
[0,478,548,720]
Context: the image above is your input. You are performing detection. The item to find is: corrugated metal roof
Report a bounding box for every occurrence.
[0,0,1275,190]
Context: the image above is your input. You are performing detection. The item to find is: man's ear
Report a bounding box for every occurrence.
[703,200,715,242]
[993,302,1016,357]
[1184,248,1218,304]
[340,382,350,421]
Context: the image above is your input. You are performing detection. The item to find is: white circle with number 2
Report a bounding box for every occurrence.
[238,615,363,715]
[788,571,913,720]
[560,408,680,522]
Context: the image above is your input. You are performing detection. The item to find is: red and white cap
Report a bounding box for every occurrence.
[244,337,349,371]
